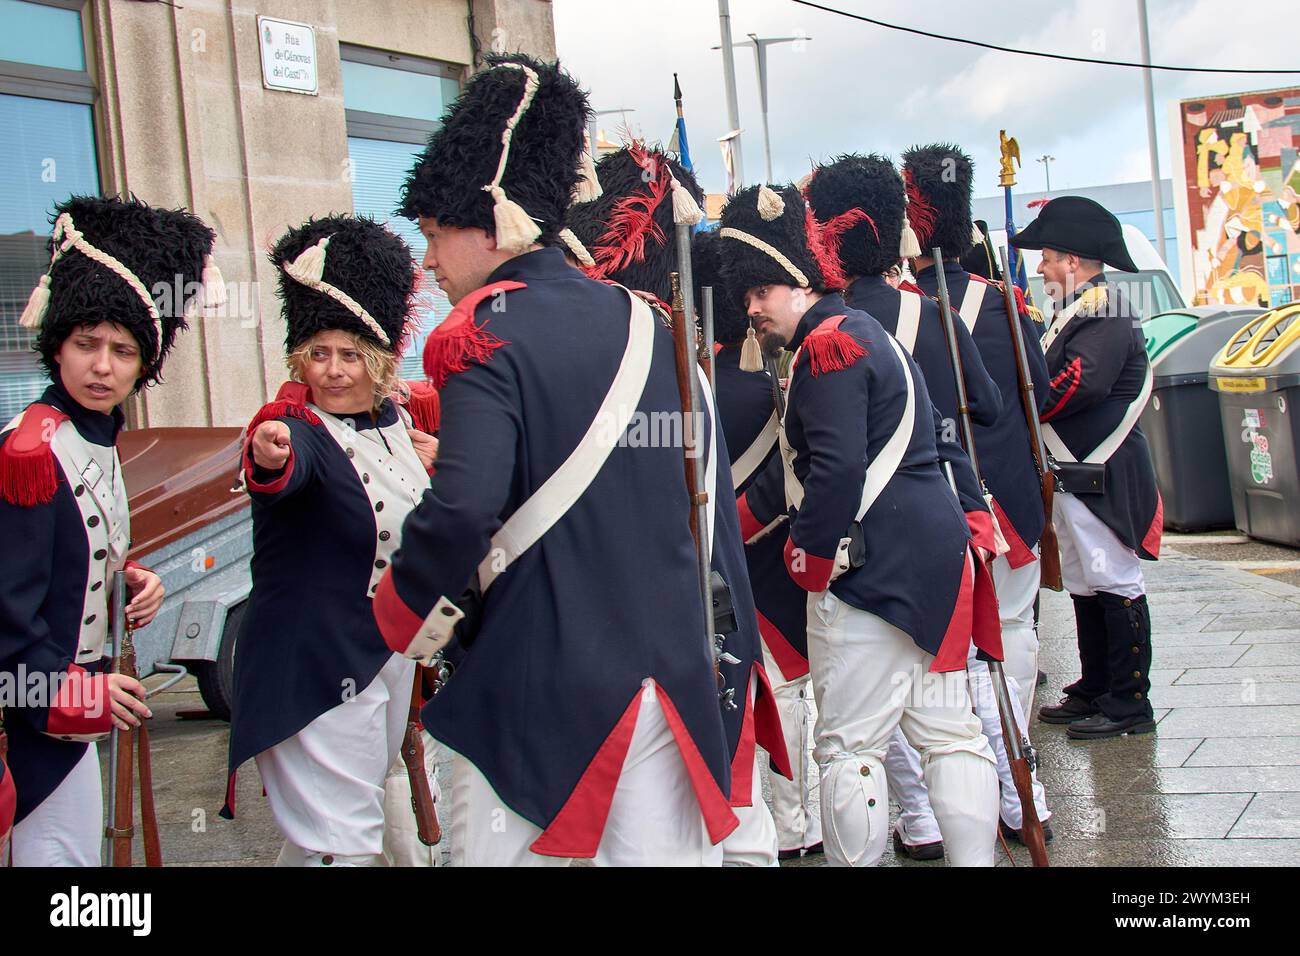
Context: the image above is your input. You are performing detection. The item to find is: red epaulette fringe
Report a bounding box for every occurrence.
[422,281,525,389]
[0,404,68,506]
[246,385,321,435]
[402,380,441,434]
[803,316,868,377]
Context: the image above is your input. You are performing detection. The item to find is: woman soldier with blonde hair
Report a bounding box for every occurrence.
[222,215,438,866]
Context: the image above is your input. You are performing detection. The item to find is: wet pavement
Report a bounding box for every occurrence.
[118,532,1300,867]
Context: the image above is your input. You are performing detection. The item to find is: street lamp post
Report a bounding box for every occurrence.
[1037,154,1055,195]
[717,0,745,188]
[712,33,810,184]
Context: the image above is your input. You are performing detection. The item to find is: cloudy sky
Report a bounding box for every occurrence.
[553,0,1300,199]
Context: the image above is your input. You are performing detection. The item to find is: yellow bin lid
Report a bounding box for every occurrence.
[1213,304,1300,370]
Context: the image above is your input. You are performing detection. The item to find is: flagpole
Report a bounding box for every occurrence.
[717,0,745,188]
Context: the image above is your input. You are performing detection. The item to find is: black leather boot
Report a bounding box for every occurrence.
[1068,592,1156,739]
[1039,595,1106,724]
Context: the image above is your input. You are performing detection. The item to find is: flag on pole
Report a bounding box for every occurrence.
[672,73,694,172]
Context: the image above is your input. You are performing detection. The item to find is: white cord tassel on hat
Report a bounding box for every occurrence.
[19,275,51,329]
[201,253,227,310]
[971,223,984,246]
[899,214,922,258]
[281,235,391,347]
[482,63,543,254]
[739,324,765,372]
[668,170,704,226]
[795,171,813,193]
[558,227,595,267]
[20,212,161,336]
[573,131,603,204]
[757,184,785,221]
[284,236,329,285]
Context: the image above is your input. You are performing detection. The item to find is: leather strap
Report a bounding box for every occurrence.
[780,332,917,522]
[958,277,986,333]
[894,290,922,354]
[1042,362,1153,465]
[731,410,778,490]
[477,289,656,593]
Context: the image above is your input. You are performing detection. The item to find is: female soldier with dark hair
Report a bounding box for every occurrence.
[1,195,219,865]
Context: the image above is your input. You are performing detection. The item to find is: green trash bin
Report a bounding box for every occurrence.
[1141,306,1264,530]
[1209,305,1300,546]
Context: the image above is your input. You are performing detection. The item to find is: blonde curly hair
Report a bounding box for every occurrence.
[286,330,405,413]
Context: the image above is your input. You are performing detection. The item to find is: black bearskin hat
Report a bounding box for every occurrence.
[271,215,417,355]
[566,143,704,304]
[691,229,748,346]
[398,54,590,249]
[901,143,977,260]
[28,195,218,387]
[805,153,906,278]
[718,184,840,295]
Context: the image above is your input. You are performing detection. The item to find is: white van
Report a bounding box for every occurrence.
[986,224,1185,320]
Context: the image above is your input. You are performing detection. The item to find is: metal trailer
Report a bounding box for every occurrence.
[120,427,251,719]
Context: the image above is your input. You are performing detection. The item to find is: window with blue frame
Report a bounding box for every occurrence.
[0,0,100,422]
[342,46,461,383]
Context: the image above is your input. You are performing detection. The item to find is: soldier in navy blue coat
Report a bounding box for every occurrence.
[693,229,819,861]
[224,215,437,866]
[372,56,746,866]
[1013,196,1162,739]
[718,184,1000,867]
[808,154,1054,854]
[904,144,1053,726]
[565,151,789,866]
[0,195,221,865]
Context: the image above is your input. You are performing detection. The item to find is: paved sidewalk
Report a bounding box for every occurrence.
[115,537,1300,866]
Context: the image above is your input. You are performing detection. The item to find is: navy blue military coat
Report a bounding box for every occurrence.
[224,389,424,814]
[0,382,124,822]
[1040,279,1162,558]
[778,294,996,669]
[914,263,1051,566]
[716,345,810,683]
[374,248,745,856]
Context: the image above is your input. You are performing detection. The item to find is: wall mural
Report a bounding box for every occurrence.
[1173,88,1300,308]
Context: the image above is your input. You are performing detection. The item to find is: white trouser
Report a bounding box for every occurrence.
[806,591,998,867]
[722,750,779,867]
[760,645,821,852]
[8,743,101,867]
[887,642,1051,844]
[1054,493,1146,600]
[967,659,1051,830]
[257,652,413,867]
[382,730,442,867]
[447,680,723,867]
[991,546,1041,717]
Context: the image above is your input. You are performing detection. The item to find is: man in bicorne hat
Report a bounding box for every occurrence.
[1012,196,1161,740]
[718,183,1000,867]
[372,55,749,866]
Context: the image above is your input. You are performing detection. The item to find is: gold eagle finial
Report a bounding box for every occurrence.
[998,130,1021,188]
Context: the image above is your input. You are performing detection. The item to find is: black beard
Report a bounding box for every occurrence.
[760,329,787,357]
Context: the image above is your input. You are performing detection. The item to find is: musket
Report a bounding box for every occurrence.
[700,285,717,392]
[104,570,163,867]
[402,665,442,846]
[670,268,726,703]
[932,250,1049,868]
[998,245,1063,592]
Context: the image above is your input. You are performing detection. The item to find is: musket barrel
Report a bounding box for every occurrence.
[700,285,716,392]
[103,570,126,864]
[931,249,981,478]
